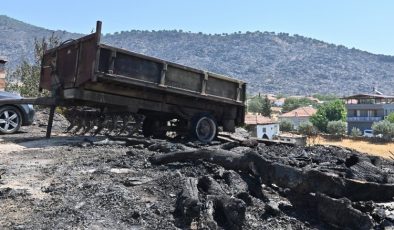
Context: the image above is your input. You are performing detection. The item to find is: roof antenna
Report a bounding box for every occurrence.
[373,84,383,95]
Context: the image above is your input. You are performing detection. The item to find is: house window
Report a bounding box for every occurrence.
[263,127,266,133]
[354,110,360,117]
[367,110,377,117]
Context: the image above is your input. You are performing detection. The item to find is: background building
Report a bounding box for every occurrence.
[0,57,7,91]
[343,93,394,133]
[244,114,279,140]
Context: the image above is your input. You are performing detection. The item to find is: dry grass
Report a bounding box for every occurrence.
[310,136,394,159]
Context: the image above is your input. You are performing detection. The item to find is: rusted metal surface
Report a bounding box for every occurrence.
[96,43,245,105]
[40,33,98,91]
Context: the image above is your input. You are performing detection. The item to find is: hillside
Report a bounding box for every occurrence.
[0,15,81,69]
[1,15,394,95]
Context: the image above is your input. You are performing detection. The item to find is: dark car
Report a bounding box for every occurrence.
[0,91,35,134]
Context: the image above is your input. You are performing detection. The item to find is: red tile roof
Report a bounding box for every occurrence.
[279,106,317,118]
[245,114,277,125]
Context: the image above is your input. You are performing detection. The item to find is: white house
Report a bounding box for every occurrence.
[245,114,280,140]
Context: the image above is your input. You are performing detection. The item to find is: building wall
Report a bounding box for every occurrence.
[346,104,394,133]
[256,123,279,140]
[347,108,384,117]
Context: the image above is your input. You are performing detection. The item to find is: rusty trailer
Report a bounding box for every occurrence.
[36,21,246,142]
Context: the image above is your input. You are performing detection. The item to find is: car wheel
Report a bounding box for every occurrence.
[0,106,22,134]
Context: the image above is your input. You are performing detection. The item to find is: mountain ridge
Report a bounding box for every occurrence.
[1,15,393,95]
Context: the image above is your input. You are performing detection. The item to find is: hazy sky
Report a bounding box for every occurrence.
[1,0,393,55]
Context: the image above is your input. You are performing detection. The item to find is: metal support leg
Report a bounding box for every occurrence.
[46,105,56,138]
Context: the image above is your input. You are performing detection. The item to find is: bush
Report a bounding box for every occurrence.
[327,120,347,136]
[280,119,294,132]
[372,120,394,140]
[298,121,317,136]
[350,127,362,137]
[387,112,394,123]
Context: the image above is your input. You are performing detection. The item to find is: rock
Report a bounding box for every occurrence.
[211,195,246,230]
[236,192,253,206]
[265,201,281,216]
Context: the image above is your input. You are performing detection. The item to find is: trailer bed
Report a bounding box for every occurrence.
[38,21,246,142]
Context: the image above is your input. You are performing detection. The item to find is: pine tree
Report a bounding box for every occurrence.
[261,95,272,117]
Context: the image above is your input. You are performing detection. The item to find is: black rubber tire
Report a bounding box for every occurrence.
[0,106,22,134]
[191,114,218,143]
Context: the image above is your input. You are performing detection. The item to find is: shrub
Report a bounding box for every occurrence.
[350,127,362,137]
[387,112,394,123]
[298,121,317,136]
[280,119,294,132]
[327,120,347,136]
[372,120,394,140]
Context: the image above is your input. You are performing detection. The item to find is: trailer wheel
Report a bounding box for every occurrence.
[192,114,217,143]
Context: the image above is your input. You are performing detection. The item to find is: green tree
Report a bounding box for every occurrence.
[387,112,394,123]
[248,96,263,113]
[372,120,394,140]
[248,95,272,116]
[279,119,294,132]
[282,97,316,113]
[6,34,60,97]
[327,120,347,136]
[261,95,272,117]
[310,100,346,132]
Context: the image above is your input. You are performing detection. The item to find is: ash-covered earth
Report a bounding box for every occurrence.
[1,109,394,229]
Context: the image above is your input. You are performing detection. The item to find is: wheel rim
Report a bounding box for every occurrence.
[195,117,216,142]
[0,109,20,133]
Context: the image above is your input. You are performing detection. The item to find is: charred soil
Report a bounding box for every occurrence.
[0,109,394,229]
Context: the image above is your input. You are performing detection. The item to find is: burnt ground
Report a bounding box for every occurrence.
[0,109,394,229]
